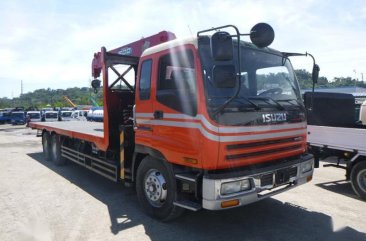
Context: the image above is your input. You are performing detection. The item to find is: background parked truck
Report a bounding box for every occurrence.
[30,23,318,220]
[306,92,366,200]
[10,111,26,125]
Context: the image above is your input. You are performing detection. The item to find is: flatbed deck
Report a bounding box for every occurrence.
[29,121,105,149]
[307,125,366,153]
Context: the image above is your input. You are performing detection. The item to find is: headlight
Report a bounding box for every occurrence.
[221,179,251,195]
[301,161,313,173]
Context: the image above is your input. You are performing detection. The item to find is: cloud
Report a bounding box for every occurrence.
[0,0,365,97]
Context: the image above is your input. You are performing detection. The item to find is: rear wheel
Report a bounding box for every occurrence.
[136,156,184,221]
[351,161,366,200]
[50,134,66,166]
[42,132,51,161]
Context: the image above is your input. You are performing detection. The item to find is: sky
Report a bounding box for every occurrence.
[0,0,365,98]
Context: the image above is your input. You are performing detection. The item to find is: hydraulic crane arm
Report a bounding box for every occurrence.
[63,96,77,108]
[91,31,176,78]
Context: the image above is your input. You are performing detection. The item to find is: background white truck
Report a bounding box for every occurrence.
[306,92,366,200]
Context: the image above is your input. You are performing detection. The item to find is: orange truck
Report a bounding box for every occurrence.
[30,23,319,221]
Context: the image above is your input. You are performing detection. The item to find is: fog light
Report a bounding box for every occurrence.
[301,161,313,173]
[221,179,251,195]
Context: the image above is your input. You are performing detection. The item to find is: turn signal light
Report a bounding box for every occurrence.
[183,157,198,164]
[221,199,239,208]
[307,175,313,182]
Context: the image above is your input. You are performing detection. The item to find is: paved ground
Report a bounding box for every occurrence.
[0,124,365,241]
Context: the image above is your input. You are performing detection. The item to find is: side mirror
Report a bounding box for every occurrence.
[250,23,275,48]
[211,31,233,61]
[312,64,320,84]
[91,79,101,93]
[212,65,236,88]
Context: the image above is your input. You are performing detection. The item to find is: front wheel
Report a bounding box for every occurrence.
[136,156,184,221]
[350,161,366,200]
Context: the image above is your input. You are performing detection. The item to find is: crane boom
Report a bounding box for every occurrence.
[63,96,77,108]
[91,31,176,78]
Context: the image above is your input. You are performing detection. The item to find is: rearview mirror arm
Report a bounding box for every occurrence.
[200,25,243,118]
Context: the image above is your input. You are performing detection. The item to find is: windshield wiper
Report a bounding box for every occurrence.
[277,99,303,106]
[233,97,261,109]
[212,96,260,116]
[248,96,285,110]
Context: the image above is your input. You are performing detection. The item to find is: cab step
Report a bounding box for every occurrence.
[175,173,198,183]
[173,200,202,211]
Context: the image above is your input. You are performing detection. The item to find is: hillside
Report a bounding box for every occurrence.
[0,69,364,109]
[0,87,103,109]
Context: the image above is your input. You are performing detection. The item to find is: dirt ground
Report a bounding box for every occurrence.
[0,124,365,241]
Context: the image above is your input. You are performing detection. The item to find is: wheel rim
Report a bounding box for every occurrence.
[143,169,167,207]
[357,169,366,193]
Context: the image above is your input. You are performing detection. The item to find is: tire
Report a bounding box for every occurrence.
[350,161,366,200]
[42,132,51,161]
[50,134,66,166]
[136,156,184,221]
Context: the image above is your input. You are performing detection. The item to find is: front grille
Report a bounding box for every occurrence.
[226,145,302,160]
[226,136,304,161]
[227,137,302,150]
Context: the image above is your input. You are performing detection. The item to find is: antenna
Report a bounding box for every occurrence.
[187,25,193,36]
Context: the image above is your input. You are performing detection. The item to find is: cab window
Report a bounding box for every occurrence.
[139,59,152,100]
[156,49,197,116]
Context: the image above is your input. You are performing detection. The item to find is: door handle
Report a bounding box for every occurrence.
[154,110,164,119]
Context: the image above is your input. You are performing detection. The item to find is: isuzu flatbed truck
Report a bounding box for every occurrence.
[30,23,318,220]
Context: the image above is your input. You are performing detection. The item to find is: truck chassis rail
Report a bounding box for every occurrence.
[61,145,118,182]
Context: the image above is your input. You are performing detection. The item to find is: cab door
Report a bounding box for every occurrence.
[152,46,201,168]
[135,57,155,148]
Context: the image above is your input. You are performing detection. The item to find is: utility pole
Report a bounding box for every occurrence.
[21,80,23,96]
[11,91,14,107]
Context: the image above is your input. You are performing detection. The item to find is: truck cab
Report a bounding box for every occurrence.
[27,111,42,122]
[0,111,11,124]
[43,111,59,122]
[71,110,87,121]
[131,28,313,213]
[136,36,308,169]
[60,111,73,121]
[11,111,26,125]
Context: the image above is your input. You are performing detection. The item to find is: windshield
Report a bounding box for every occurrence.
[198,39,305,125]
[203,44,301,105]
[62,112,72,117]
[46,113,57,118]
[12,113,24,118]
[29,113,40,119]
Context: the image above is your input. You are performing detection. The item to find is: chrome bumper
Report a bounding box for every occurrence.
[202,158,314,210]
